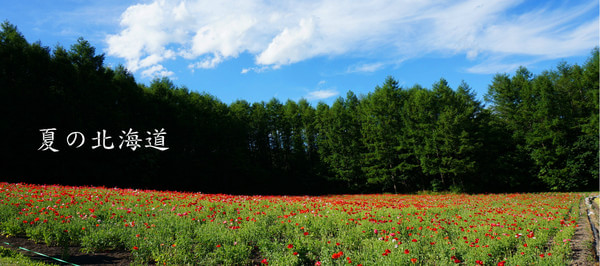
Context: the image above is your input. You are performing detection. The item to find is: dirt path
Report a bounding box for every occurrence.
[570,196,599,266]
[1,234,132,265]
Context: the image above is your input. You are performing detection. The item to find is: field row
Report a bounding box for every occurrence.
[0,183,586,265]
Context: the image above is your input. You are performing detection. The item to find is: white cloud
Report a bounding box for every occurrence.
[306,89,339,100]
[106,0,599,76]
[141,64,174,78]
[305,80,339,100]
[188,54,224,69]
[256,17,319,66]
[466,60,530,74]
[241,65,271,74]
[347,62,385,73]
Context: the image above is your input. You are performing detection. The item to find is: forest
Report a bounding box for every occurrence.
[1,21,598,194]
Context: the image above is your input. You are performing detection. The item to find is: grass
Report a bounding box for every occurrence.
[0,246,54,266]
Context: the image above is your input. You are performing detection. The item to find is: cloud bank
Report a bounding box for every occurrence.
[106,0,599,77]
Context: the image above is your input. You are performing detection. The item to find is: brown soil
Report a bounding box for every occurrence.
[1,234,132,265]
[570,196,599,266]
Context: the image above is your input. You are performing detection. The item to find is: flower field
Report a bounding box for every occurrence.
[0,182,587,265]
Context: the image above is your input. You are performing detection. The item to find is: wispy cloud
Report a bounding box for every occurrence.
[188,54,223,70]
[306,89,339,100]
[241,65,270,74]
[466,60,532,74]
[141,65,174,78]
[106,0,599,76]
[346,62,385,73]
[304,80,339,100]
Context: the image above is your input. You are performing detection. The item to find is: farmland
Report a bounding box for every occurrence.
[0,182,588,265]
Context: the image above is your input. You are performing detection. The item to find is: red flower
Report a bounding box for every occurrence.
[404,249,410,254]
[293,252,298,255]
[332,251,344,259]
[261,258,268,265]
[133,246,139,251]
[315,262,322,266]
[411,258,418,263]
[412,239,417,242]
[287,244,293,249]
[304,232,309,236]
[498,261,506,266]
[539,254,545,258]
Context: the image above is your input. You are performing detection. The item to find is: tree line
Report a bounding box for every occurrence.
[1,22,597,194]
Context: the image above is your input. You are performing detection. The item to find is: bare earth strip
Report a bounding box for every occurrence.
[570,196,599,266]
[1,234,132,265]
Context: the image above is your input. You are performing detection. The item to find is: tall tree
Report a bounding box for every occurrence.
[360,77,413,193]
[319,92,365,192]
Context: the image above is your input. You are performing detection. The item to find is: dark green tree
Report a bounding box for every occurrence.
[359,77,414,193]
[318,92,365,192]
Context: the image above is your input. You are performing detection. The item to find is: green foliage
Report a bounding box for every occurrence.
[359,77,411,193]
[485,51,599,191]
[319,91,366,192]
[0,183,587,265]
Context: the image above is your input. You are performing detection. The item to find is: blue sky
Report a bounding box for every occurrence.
[2,0,598,105]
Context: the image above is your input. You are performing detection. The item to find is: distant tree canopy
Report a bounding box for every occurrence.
[1,21,597,194]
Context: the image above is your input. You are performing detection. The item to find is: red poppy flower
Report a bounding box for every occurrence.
[332,251,344,259]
